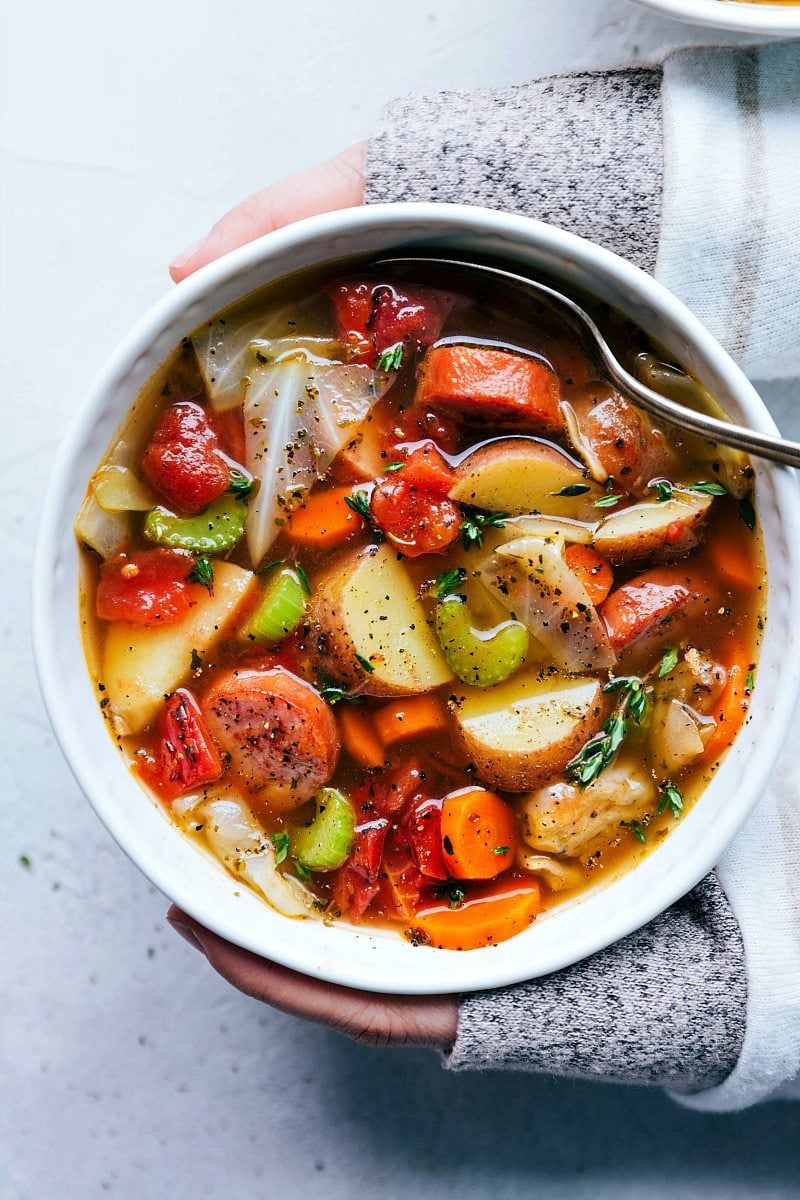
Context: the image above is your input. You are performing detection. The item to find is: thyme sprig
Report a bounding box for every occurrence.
[564,675,649,788]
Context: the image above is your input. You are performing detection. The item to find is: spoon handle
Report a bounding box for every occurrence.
[377,255,800,470]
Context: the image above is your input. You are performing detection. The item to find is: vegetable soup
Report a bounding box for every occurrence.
[77,264,764,951]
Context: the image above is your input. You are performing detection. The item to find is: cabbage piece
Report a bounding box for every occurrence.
[245,358,391,564]
[187,793,317,919]
[250,336,344,365]
[92,464,155,512]
[193,310,293,412]
[74,493,129,558]
[479,534,615,673]
[519,761,655,856]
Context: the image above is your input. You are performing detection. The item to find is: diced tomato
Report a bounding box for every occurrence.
[417,345,562,430]
[394,441,455,495]
[600,566,714,652]
[140,689,223,799]
[142,402,231,514]
[389,404,462,455]
[382,831,435,919]
[95,549,203,626]
[329,280,455,365]
[208,407,247,465]
[331,819,389,919]
[370,477,461,557]
[351,759,427,822]
[402,797,448,881]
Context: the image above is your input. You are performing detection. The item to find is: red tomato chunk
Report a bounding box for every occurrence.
[370,477,461,557]
[143,689,223,799]
[142,402,231,514]
[95,549,202,625]
[329,280,454,364]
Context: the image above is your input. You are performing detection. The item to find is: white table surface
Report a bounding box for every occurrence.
[2,1,798,1197]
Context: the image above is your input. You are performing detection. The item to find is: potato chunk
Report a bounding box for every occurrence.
[593,494,712,565]
[452,674,604,792]
[102,562,254,733]
[310,544,453,696]
[450,438,602,519]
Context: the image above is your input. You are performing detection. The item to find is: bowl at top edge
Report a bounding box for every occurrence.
[631,0,800,34]
[32,202,800,995]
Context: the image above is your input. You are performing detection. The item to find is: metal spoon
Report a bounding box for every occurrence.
[377,255,800,470]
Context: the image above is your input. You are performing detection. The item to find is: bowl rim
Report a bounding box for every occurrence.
[32,201,800,994]
[631,0,800,33]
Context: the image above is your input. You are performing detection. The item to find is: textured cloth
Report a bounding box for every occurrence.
[365,43,800,1110]
[449,876,746,1090]
[657,44,800,381]
[367,68,664,272]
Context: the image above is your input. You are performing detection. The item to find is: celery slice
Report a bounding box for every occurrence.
[243,566,308,642]
[292,788,356,872]
[143,497,246,553]
[435,595,528,688]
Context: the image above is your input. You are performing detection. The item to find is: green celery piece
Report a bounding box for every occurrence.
[435,595,528,687]
[144,497,246,554]
[244,567,308,643]
[292,788,356,872]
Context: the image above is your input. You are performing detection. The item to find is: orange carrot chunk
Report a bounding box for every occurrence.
[440,786,518,881]
[413,878,541,950]
[564,544,614,606]
[708,528,760,592]
[337,705,387,770]
[373,694,450,747]
[701,645,752,761]
[286,485,362,549]
[417,345,561,430]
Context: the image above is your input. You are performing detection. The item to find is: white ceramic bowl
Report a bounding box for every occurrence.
[632,0,800,34]
[32,203,800,994]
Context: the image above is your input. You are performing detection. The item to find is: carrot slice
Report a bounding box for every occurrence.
[286,485,361,549]
[708,528,759,592]
[701,643,753,761]
[373,694,450,747]
[440,787,518,881]
[413,879,541,950]
[564,544,614,606]
[417,345,561,430]
[337,705,387,770]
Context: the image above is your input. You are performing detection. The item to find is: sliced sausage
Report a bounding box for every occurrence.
[202,667,339,808]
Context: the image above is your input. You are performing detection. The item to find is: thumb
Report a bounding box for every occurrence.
[170,141,366,283]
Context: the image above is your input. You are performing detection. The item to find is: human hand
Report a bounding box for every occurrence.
[167,906,458,1050]
[169,142,367,282]
[166,148,458,1050]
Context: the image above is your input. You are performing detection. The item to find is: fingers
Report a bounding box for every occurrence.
[169,142,366,282]
[167,905,459,1051]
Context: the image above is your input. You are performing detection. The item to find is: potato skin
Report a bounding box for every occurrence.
[308,544,452,697]
[450,438,601,520]
[451,679,606,793]
[593,495,712,566]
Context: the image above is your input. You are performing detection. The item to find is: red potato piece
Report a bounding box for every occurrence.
[417,345,561,430]
[599,566,715,653]
[202,668,339,808]
[142,402,231,515]
[593,494,713,565]
[564,383,676,493]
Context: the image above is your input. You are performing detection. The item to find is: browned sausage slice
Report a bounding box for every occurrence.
[202,668,339,808]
